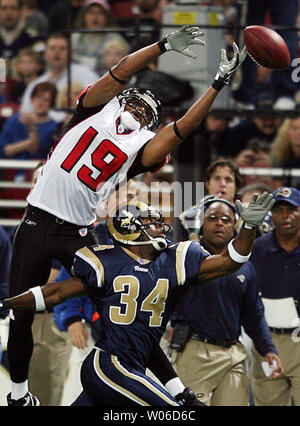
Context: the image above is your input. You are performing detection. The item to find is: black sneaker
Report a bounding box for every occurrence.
[7,392,40,406]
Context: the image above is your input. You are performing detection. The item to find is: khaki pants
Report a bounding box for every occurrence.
[61,324,95,405]
[174,339,249,406]
[250,332,300,406]
[28,312,72,406]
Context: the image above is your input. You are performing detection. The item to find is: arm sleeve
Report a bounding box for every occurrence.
[58,88,105,139]
[180,241,210,285]
[127,142,169,179]
[73,247,104,290]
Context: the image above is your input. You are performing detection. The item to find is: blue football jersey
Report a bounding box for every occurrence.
[73,241,209,370]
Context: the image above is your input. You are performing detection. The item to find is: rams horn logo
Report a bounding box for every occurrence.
[276,188,291,198]
[107,200,172,251]
[120,210,133,228]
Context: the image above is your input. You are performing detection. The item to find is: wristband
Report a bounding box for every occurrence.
[165,377,185,398]
[244,223,255,230]
[228,239,251,263]
[173,121,185,140]
[157,37,171,53]
[0,299,11,311]
[109,69,128,85]
[212,74,228,91]
[29,286,46,311]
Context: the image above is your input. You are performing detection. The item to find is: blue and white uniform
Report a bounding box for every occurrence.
[72,241,209,406]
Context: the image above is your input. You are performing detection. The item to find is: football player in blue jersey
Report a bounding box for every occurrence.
[1,193,274,406]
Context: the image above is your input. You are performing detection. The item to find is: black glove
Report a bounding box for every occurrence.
[0,298,11,319]
[175,387,206,406]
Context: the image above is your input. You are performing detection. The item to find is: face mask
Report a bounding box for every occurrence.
[120,110,141,131]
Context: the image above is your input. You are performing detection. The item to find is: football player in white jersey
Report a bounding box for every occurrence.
[5,25,247,405]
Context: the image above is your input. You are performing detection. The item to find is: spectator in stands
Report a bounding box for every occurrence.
[250,186,300,406]
[193,93,281,171]
[228,93,281,163]
[48,0,85,33]
[20,31,98,122]
[271,114,300,169]
[97,37,131,76]
[270,114,300,189]
[36,0,58,15]
[109,0,135,21]
[192,112,231,172]
[126,40,194,108]
[20,0,49,38]
[179,158,243,240]
[0,0,45,78]
[232,0,298,109]
[204,158,243,204]
[118,0,162,47]
[237,182,273,205]
[55,81,85,136]
[7,47,45,104]
[0,82,58,162]
[72,0,127,74]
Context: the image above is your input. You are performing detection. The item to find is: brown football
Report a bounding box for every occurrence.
[244,25,291,69]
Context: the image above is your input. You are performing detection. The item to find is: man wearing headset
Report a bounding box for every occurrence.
[172,197,282,406]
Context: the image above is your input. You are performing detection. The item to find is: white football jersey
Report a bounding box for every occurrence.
[27,95,155,225]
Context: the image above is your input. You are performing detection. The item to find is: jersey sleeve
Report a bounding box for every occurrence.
[175,241,210,286]
[73,246,105,290]
[127,141,170,179]
[59,88,105,138]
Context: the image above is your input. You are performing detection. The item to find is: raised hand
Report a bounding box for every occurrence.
[218,43,247,81]
[212,43,247,91]
[159,25,205,59]
[235,191,275,229]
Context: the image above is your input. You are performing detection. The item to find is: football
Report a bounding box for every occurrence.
[244,25,291,69]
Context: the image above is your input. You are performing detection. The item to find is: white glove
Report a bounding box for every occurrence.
[235,191,275,229]
[212,43,247,91]
[158,25,205,59]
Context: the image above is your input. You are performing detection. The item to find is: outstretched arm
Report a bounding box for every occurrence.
[141,43,247,167]
[83,26,205,108]
[198,192,275,282]
[0,277,86,313]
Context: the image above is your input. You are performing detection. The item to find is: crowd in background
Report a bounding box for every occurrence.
[1,0,300,406]
[0,0,299,220]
